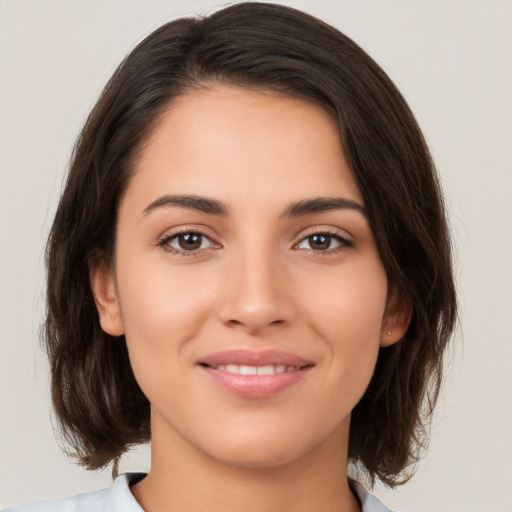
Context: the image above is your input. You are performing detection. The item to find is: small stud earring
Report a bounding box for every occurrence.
[386,330,392,336]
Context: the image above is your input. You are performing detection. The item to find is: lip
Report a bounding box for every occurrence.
[198,349,313,368]
[197,350,314,399]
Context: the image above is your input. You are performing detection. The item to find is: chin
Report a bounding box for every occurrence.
[200,424,335,471]
[211,444,306,470]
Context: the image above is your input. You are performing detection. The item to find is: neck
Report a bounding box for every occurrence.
[131,412,360,512]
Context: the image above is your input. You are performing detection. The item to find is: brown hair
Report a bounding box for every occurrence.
[44,2,456,487]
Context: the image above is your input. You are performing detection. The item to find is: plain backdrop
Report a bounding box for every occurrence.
[1,1,511,510]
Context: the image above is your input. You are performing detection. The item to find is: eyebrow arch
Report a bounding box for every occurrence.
[142,194,228,217]
[281,197,367,218]
[141,194,367,219]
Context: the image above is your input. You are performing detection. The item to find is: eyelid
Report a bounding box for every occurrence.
[295,225,353,240]
[292,227,354,253]
[157,226,222,255]
[156,225,354,257]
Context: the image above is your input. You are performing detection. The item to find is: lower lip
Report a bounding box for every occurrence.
[200,366,312,398]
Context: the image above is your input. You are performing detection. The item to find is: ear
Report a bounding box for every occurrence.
[380,286,412,347]
[89,262,125,336]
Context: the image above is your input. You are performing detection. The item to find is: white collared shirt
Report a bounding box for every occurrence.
[4,473,393,511]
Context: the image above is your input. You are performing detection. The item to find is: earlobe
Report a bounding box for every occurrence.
[89,262,125,336]
[380,287,412,347]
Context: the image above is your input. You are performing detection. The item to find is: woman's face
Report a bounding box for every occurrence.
[92,85,408,469]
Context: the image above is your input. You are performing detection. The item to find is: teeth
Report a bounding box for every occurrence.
[216,364,295,375]
[258,365,277,375]
[240,365,257,375]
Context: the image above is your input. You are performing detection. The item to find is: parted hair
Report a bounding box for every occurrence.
[44,2,457,487]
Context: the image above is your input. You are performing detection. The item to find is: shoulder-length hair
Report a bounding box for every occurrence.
[44,2,456,487]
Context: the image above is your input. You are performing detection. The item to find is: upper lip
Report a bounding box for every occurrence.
[198,349,313,368]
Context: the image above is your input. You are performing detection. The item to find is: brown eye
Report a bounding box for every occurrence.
[165,232,213,252]
[308,234,332,250]
[299,234,339,251]
[295,232,353,253]
[177,233,202,250]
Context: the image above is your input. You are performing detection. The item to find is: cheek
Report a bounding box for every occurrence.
[305,262,388,342]
[303,262,388,393]
[118,255,216,328]
[114,258,217,383]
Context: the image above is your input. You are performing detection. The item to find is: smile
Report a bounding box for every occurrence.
[209,364,301,375]
[198,350,314,398]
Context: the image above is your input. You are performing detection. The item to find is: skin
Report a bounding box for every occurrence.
[91,85,410,512]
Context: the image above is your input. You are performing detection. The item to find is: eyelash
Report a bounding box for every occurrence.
[158,228,215,256]
[295,229,354,255]
[157,229,354,257]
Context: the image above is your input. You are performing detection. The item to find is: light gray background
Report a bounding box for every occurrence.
[1,1,511,510]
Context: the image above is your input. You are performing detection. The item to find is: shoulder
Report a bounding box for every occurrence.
[5,475,393,512]
[3,473,146,512]
[350,480,395,512]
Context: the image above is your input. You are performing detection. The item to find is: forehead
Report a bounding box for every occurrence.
[124,85,363,213]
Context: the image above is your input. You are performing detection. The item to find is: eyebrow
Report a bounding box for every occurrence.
[280,197,367,218]
[142,194,367,218]
[142,194,228,217]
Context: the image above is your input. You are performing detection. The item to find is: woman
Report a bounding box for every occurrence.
[6,2,456,511]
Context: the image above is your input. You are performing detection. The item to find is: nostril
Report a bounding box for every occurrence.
[218,286,295,333]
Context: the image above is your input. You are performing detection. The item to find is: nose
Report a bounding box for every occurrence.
[217,247,296,335]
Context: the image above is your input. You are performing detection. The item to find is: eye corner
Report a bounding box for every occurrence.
[293,229,355,255]
[157,228,221,256]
